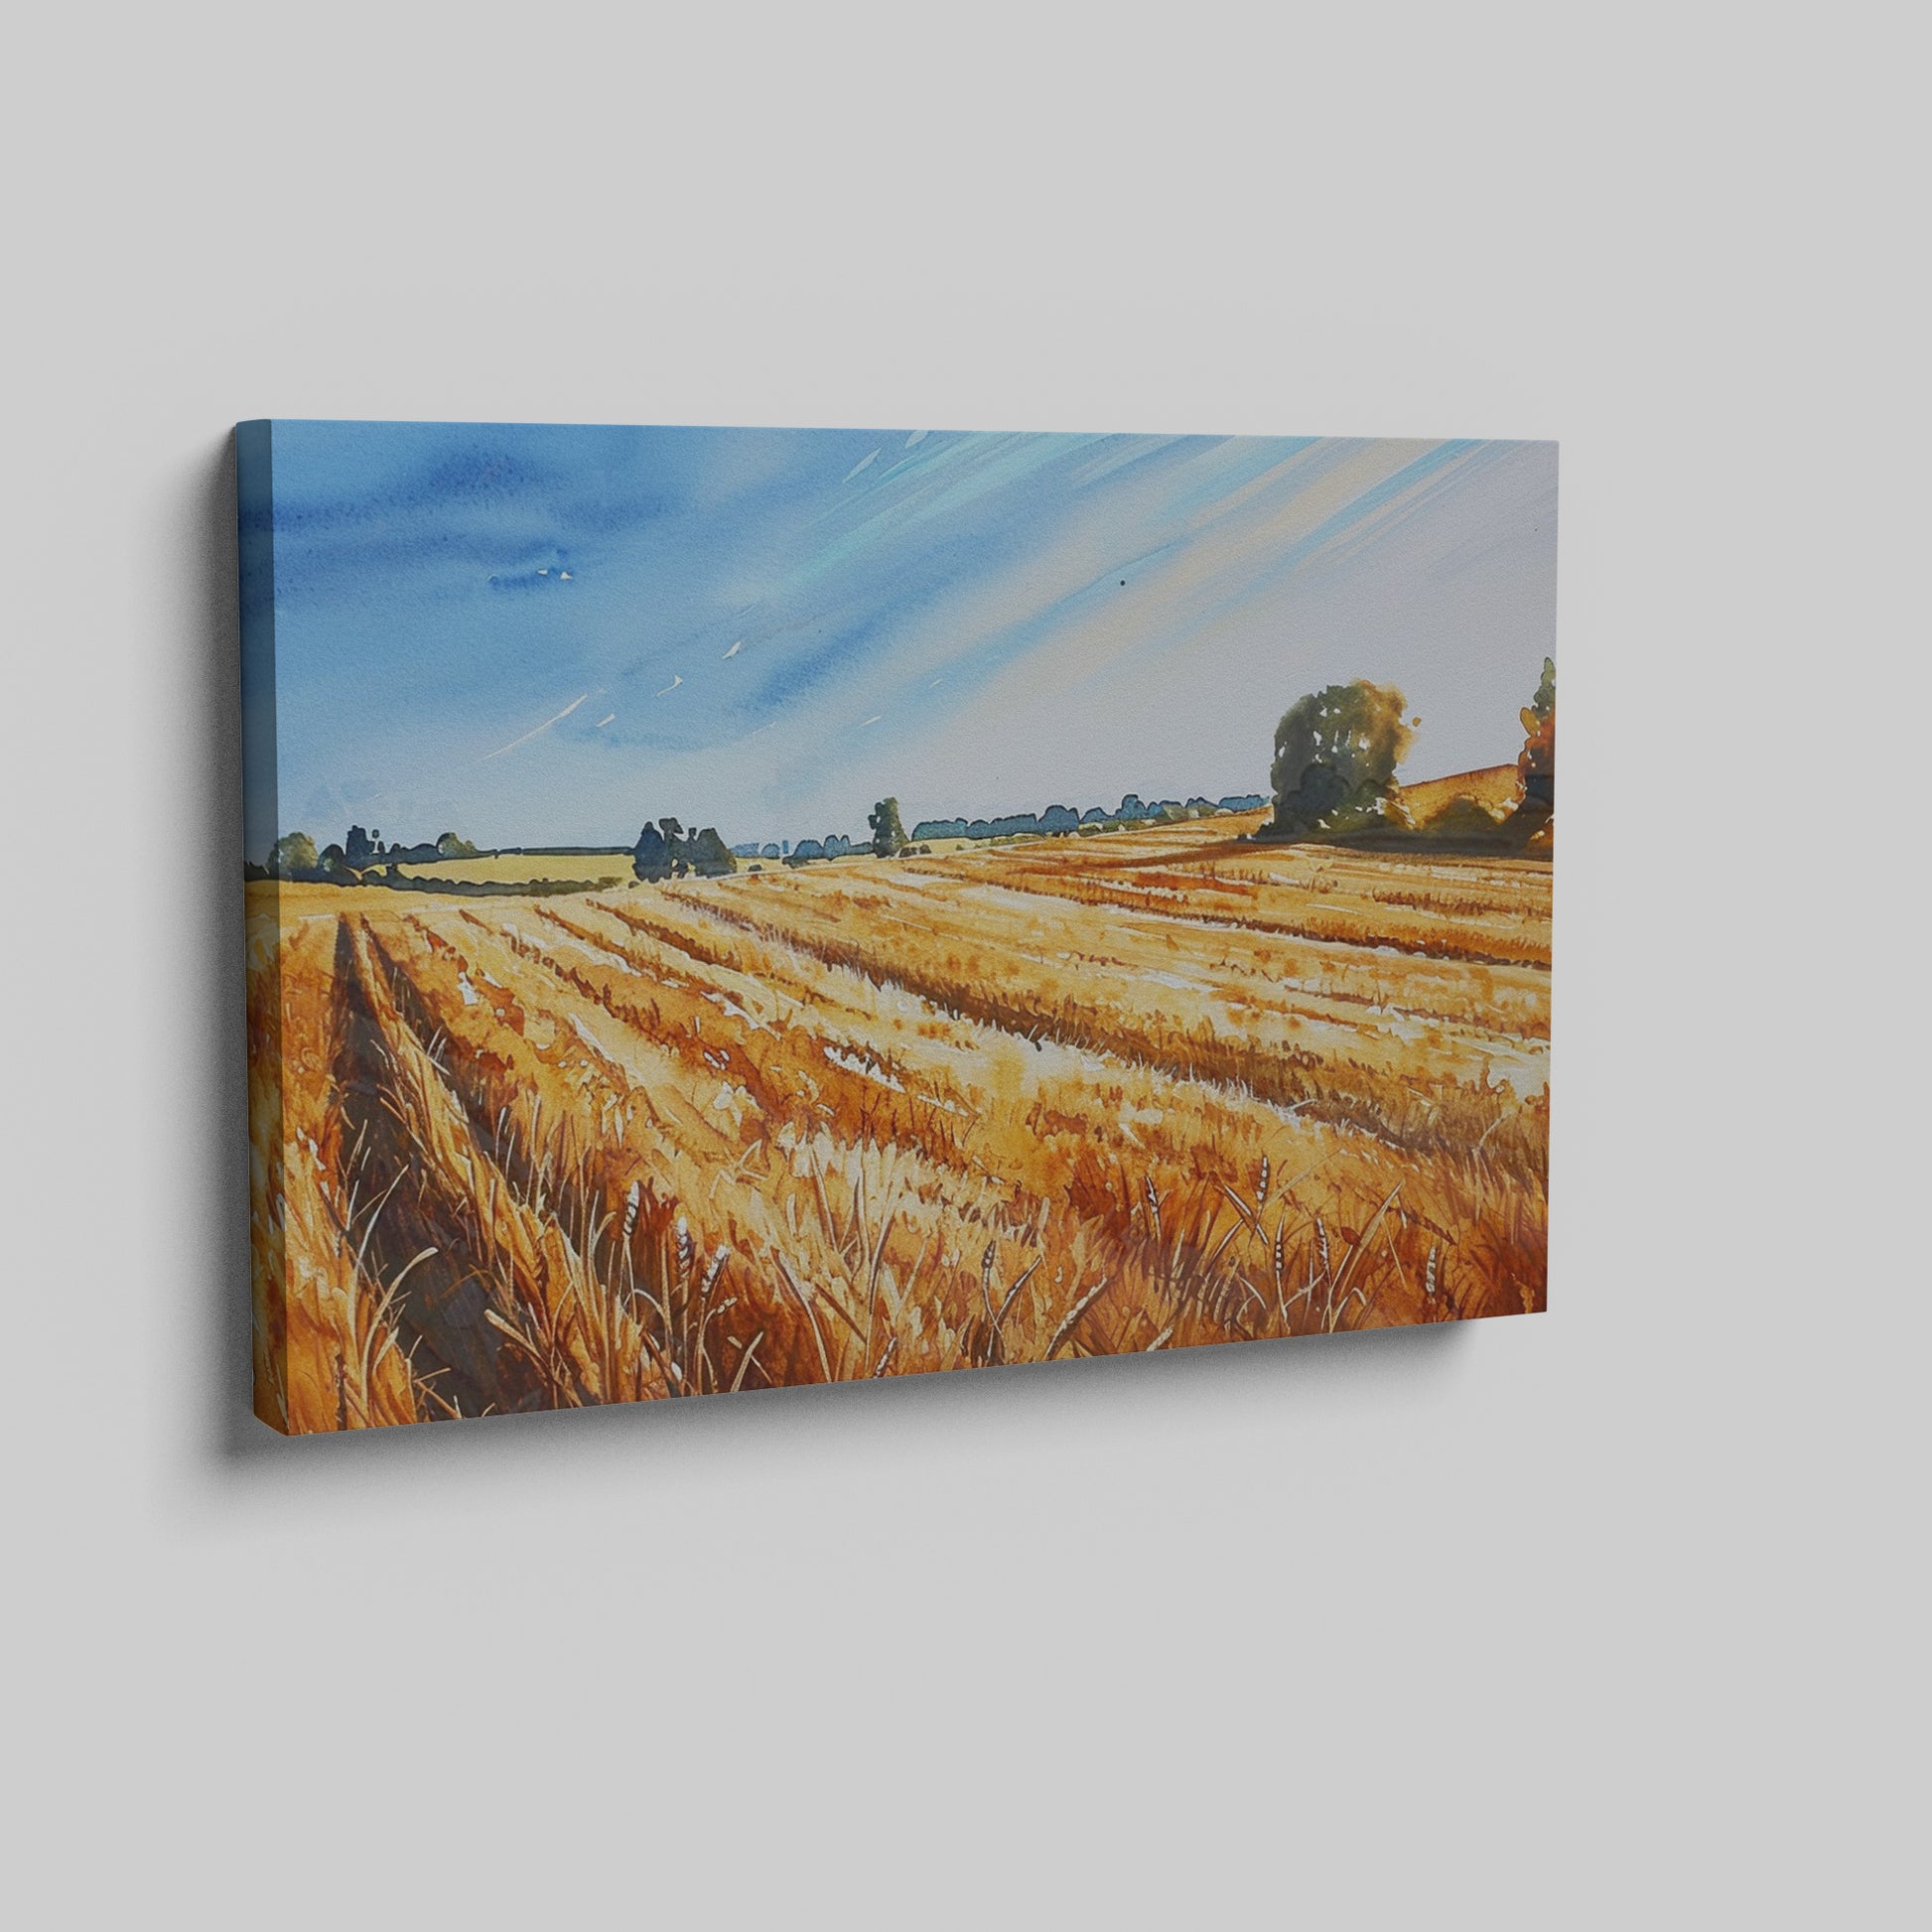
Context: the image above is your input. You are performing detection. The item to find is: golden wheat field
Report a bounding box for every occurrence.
[247,813,1551,1432]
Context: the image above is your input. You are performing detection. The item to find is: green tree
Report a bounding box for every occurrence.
[684,827,736,877]
[435,831,479,859]
[1268,680,1414,837]
[268,831,318,877]
[1514,656,1555,830]
[632,823,672,882]
[868,796,908,856]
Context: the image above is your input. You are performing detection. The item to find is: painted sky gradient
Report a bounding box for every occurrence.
[247,420,1557,854]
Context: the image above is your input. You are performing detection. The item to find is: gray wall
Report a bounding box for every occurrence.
[3,7,1917,1928]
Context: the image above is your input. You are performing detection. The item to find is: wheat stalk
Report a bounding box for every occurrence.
[1044,1277,1111,1360]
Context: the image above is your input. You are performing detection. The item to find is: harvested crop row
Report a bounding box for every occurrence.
[375,910,1174,1376]
[376,906,1466,1372]
[333,917,667,1415]
[672,872,1547,1169]
[399,894,1540,1345]
[247,910,421,1430]
[861,864,1552,1037]
[561,888,1537,1288]
[988,860,1552,970]
[936,822,1552,955]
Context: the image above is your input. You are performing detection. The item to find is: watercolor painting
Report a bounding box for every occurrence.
[239,421,1556,1433]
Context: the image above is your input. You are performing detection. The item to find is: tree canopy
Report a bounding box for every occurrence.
[1516,656,1555,828]
[868,796,908,856]
[683,827,736,877]
[268,831,318,878]
[635,819,736,880]
[1267,680,1414,837]
[632,823,672,882]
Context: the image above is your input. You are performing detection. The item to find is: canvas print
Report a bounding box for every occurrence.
[240,420,1556,1433]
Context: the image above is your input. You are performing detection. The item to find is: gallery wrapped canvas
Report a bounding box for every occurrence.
[239,421,1556,1433]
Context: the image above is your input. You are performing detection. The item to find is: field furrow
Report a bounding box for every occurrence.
[670,872,1546,1168]
[250,815,1552,1427]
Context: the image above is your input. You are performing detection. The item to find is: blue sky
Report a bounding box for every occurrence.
[245,420,1557,855]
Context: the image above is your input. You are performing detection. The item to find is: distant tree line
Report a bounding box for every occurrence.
[904,792,1266,844]
[633,817,736,881]
[252,825,481,882]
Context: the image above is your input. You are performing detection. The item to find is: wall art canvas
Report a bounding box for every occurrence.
[240,420,1556,1433]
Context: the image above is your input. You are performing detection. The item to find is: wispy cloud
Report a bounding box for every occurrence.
[481,692,588,761]
[843,448,881,483]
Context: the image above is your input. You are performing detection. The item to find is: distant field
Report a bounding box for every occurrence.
[1401,763,1521,823]
[249,816,1550,1431]
[391,850,636,888]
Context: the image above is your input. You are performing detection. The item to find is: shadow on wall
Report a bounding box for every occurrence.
[182,433,257,1463]
[182,434,1475,1483]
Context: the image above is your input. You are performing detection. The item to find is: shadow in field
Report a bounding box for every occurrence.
[180,435,1479,1480]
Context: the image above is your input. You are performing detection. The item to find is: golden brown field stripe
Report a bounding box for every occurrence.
[1070,844,1550,900]
[863,867,1552,1035]
[751,860,1553,1029]
[665,883,1545,1163]
[996,855,1554,939]
[992,833,1554,903]
[395,903,1453,1353]
[1016,825,1552,893]
[390,909,1001,1247]
[420,897,1231,1283]
[520,900,995,1139]
[962,861,1551,971]
[345,917,673,1411]
[700,868,1547,1086]
[561,894,1412,1212]
[426,911,748,1165]
[324,918,530,1411]
[384,903,1545,1359]
[937,832,1554,933]
[373,911,1143,1381]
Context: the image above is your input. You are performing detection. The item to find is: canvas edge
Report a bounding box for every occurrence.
[237,420,295,1434]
